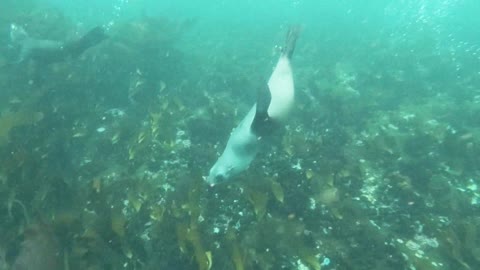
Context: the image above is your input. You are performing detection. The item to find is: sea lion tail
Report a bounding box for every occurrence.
[281,25,301,59]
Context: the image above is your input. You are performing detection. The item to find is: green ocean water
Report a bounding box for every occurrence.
[0,0,479,269]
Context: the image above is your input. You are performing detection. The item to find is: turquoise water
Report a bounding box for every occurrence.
[0,0,479,269]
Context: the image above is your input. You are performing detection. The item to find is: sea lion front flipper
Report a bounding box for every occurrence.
[252,84,277,137]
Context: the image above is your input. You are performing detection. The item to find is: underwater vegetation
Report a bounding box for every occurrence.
[0,2,479,270]
[0,110,43,145]
[11,222,62,270]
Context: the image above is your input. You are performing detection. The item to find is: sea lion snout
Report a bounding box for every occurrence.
[207,164,232,185]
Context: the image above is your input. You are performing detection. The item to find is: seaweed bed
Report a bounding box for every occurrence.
[0,3,479,270]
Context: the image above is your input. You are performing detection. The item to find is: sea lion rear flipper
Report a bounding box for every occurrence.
[64,27,108,57]
[281,25,301,59]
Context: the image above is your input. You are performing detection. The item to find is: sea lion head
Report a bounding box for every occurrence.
[206,135,258,186]
[206,161,235,186]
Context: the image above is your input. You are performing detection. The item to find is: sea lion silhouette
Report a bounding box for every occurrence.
[9,24,107,64]
[207,26,300,185]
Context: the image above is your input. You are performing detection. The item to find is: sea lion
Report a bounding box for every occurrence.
[9,23,107,64]
[207,26,300,186]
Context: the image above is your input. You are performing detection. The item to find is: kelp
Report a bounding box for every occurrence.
[298,246,322,270]
[111,209,127,239]
[246,189,269,220]
[176,222,211,270]
[435,218,480,269]
[171,175,214,270]
[270,178,284,204]
[187,224,212,270]
[463,218,480,262]
[7,192,30,224]
[12,222,63,270]
[0,111,44,146]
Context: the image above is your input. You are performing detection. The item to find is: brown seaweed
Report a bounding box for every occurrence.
[12,223,62,270]
[0,111,43,146]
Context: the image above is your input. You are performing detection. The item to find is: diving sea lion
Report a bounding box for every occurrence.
[207,26,300,186]
[9,24,107,64]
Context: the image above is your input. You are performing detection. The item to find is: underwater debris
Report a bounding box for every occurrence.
[321,257,331,267]
[96,126,106,133]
